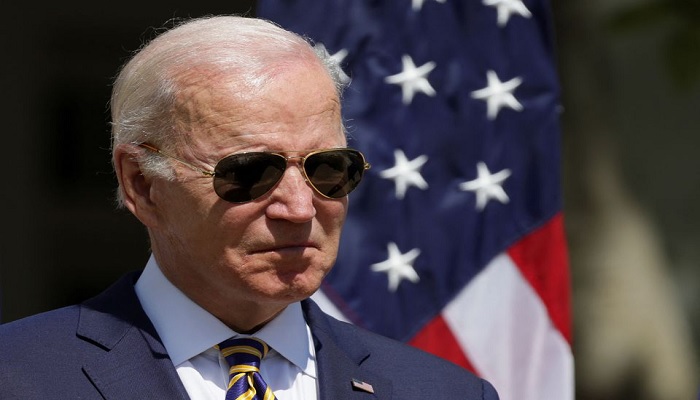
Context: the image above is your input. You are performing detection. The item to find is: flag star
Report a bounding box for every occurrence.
[471,70,523,120]
[314,43,351,84]
[483,0,532,27]
[384,55,437,105]
[371,242,421,292]
[459,162,512,210]
[380,149,429,199]
[412,0,447,11]
[328,48,348,65]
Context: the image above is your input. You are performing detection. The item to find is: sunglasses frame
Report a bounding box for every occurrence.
[137,143,370,202]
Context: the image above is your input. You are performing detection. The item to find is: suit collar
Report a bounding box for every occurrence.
[75,273,392,399]
[302,299,393,399]
[77,271,189,400]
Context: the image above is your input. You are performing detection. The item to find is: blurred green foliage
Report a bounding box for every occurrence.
[609,0,700,89]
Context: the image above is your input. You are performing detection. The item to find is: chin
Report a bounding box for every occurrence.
[271,269,326,299]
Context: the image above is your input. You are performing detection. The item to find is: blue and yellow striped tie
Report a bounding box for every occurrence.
[217,337,277,400]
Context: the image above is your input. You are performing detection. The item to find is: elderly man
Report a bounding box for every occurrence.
[0,16,498,399]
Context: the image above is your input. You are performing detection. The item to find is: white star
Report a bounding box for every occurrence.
[470,70,523,120]
[412,0,447,11]
[483,0,532,27]
[314,43,351,84]
[384,55,437,105]
[380,149,429,199]
[329,48,348,65]
[459,162,512,210]
[371,242,421,292]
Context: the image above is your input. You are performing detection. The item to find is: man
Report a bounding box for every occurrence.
[0,16,499,399]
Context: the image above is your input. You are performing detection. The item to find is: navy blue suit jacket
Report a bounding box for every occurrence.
[0,271,498,399]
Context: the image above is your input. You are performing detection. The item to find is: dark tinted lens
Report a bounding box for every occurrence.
[213,153,286,202]
[304,150,366,198]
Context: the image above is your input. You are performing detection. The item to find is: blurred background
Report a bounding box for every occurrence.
[1,1,698,399]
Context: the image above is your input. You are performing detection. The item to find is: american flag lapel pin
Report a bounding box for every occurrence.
[351,378,375,394]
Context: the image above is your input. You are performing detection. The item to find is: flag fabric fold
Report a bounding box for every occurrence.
[257,1,573,399]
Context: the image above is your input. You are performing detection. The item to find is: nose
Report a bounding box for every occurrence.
[264,163,317,222]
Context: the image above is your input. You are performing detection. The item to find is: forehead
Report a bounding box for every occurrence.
[172,60,344,152]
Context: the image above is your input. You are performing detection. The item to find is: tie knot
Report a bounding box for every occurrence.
[218,337,270,369]
[217,337,277,400]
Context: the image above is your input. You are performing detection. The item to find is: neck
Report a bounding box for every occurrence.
[214,303,287,334]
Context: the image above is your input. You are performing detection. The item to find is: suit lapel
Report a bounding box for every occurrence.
[302,300,393,399]
[77,272,190,400]
[76,275,393,399]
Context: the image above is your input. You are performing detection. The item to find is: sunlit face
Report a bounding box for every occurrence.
[146,59,347,326]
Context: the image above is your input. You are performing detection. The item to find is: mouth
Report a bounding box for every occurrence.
[251,242,318,255]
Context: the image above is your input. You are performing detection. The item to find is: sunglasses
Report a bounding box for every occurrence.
[138,143,370,203]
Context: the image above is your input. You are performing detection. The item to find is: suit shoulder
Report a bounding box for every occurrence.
[0,305,81,342]
[332,317,465,368]
[320,315,499,398]
[0,305,87,369]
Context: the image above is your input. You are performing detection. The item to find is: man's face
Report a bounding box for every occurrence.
[146,61,347,325]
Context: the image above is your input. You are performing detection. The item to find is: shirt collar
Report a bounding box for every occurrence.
[134,255,315,377]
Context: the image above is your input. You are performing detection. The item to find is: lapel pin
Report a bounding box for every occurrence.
[351,378,375,394]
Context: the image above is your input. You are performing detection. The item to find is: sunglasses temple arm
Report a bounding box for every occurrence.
[138,143,215,177]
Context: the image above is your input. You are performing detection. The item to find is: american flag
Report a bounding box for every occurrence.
[257,1,573,399]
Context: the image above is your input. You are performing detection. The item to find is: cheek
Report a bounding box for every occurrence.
[156,183,244,257]
[318,199,348,239]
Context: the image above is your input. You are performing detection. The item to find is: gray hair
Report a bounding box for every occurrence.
[110,15,349,205]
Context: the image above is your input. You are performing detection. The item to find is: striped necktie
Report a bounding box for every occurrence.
[217,337,277,400]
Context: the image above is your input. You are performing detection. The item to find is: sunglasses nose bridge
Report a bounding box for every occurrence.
[274,154,314,191]
[283,154,305,164]
[282,154,310,180]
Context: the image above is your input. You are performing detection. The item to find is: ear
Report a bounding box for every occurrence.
[113,144,160,228]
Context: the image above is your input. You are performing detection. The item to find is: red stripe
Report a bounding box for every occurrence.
[507,213,572,343]
[408,315,479,375]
